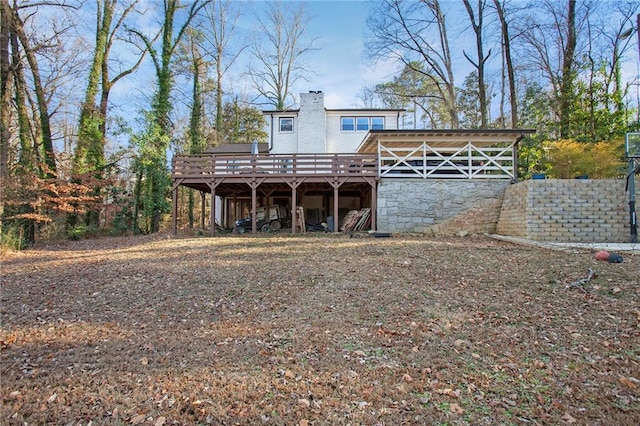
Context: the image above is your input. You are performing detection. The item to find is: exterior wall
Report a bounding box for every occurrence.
[325,111,400,153]
[496,179,637,243]
[265,92,400,154]
[265,112,299,154]
[377,179,510,235]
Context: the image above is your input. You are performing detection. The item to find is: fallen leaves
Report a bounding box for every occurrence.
[130,414,146,425]
[619,376,638,389]
[0,234,638,424]
[449,403,464,414]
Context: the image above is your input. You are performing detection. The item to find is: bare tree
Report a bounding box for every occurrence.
[247,2,317,110]
[597,3,639,115]
[201,0,245,134]
[462,0,491,128]
[518,0,583,138]
[366,0,459,128]
[492,0,518,128]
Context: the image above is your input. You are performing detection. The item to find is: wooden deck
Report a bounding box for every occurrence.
[171,154,379,235]
[172,153,378,187]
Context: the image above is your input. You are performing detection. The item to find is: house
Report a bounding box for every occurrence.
[171,92,535,236]
[262,91,403,154]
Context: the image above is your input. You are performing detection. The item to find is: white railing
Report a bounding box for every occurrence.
[378,142,515,179]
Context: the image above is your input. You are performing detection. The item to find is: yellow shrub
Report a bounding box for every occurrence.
[544,139,625,179]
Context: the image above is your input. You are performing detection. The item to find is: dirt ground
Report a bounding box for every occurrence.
[1,233,638,425]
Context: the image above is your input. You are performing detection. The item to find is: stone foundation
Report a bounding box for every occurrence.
[377,179,511,235]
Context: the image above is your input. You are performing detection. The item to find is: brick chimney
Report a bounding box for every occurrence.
[297,91,326,153]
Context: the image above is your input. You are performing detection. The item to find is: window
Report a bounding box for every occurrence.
[341,116,385,131]
[356,117,369,131]
[341,117,354,131]
[279,117,293,132]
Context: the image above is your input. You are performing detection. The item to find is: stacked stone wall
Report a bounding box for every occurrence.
[496,179,636,243]
[378,178,638,242]
[377,179,510,235]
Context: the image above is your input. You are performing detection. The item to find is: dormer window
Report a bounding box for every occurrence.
[279,117,294,132]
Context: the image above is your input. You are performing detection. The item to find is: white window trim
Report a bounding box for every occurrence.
[341,116,385,132]
[279,117,294,133]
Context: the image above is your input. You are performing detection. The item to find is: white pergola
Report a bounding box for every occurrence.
[358,129,535,180]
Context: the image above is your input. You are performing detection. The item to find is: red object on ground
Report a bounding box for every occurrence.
[595,250,610,260]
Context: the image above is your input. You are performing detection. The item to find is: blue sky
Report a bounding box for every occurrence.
[292,0,400,108]
[230,0,400,109]
[98,0,640,122]
[108,0,396,115]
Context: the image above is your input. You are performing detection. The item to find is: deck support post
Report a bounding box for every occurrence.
[172,186,178,236]
[200,191,206,230]
[210,185,216,237]
[291,186,298,234]
[251,184,257,234]
[326,178,346,233]
[285,179,303,234]
[333,185,339,232]
[371,181,377,231]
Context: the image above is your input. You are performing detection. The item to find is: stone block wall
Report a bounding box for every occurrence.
[496,179,637,243]
[377,179,511,235]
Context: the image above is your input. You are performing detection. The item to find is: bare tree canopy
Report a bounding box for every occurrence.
[366,0,460,128]
[247,2,317,110]
[201,0,245,133]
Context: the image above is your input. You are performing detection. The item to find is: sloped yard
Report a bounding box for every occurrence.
[1,234,638,425]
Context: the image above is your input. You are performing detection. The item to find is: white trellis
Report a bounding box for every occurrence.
[358,130,535,180]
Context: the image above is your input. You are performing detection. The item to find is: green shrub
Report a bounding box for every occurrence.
[67,224,99,241]
[1,223,27,251]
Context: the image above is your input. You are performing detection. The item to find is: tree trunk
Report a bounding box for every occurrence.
[9,4,56,175]
[434,0,460,128]
[462,0,489,128]
[559,0,577,138]
[0,0,12,178]
[493,0,518,128]
[10,27,36,169]
[75,0,113,175]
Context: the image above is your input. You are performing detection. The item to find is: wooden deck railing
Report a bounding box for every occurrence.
[172,153,379,178]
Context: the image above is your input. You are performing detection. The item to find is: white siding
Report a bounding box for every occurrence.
[265,113,299,154]
[264,92,401,154]
[326,111,400,153]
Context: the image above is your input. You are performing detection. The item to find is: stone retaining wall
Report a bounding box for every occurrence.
[496,179,637,243]
[377,179,510,235]
[377,178,638,242]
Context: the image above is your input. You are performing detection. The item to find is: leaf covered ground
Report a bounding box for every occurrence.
[1,233,639,425]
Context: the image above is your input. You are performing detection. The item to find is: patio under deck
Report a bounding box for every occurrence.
[171,153,379,235]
